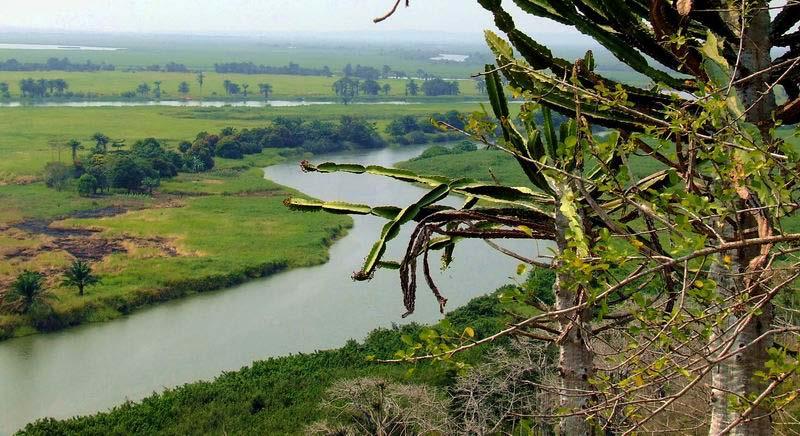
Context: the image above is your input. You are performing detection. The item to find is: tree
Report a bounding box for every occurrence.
[294,2,800,434]
[382,64,392,79]
[361,79,381,96]
[67,139,82,162]
[223,79,231,95]
[381,83,391,96]
[136,82,150,97]
[0,82,9,98]
[43,162,71,191]
[178,81,190,96]
[474,77,486,94]
[3,271,49,314]
[141,177,160,195]
[332,77,357,104]
[61,260,100,296]
[153,81,162,99]
[196,71,205,100]
[405,79,418,96]
[91,133,110,154]
[76,174,98,197]
[108,155,148,192]
[241,83,250,98]
[258,83,272,100]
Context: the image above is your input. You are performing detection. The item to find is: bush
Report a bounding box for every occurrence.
[406,131,427,144]
[43,162,72,190]
[76,174,98,197]
[417,145,451,160]
[452,141,478,153]
[214,137,243,159]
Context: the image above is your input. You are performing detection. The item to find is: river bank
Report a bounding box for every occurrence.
[0,143,536,434]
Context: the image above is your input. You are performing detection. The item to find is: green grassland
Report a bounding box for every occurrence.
[0,103,481,183]
[0,71,485,100]
[0,103,490,339]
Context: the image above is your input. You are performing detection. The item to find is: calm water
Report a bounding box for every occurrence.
[0,43,122,51]
[0,100,414,108]
[0,145,543,434]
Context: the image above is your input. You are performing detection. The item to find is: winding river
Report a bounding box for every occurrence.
[0,144,542,434]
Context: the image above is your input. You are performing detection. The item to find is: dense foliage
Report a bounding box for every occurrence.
[18,78,69,98]
[214,62,332,77]
[0,57,114,72]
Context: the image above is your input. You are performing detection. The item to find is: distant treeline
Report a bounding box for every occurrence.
[214,62,332,77]
[0,57,115,72]
[123,62,190,73]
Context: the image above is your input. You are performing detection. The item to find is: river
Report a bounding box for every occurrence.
[0,100,414,108]
[0,144,543,434]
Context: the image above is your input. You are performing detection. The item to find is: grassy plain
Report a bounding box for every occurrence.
[0,71,486,100]
[0,103,481,183]
[0,103,492,339]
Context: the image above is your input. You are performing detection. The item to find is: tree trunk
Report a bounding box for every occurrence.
[709,6,775,434]
[553,195,594,435]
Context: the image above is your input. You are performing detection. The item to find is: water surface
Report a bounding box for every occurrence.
[0,43,123,51]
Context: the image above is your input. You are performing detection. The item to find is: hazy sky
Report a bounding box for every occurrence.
[0,0,569,36]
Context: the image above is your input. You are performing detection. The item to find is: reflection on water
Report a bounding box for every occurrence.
[0,144,545,434]
[0,43,123,51]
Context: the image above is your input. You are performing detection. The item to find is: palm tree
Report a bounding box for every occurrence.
[258,83,273,101]
[92,133,110,153]
[241,83,250,99]
[62,260,100,296]
[195,71,205,101]
[223,79,232,96]
[67,139,82,162]
[3,271,49,314]
[153,81,162,99]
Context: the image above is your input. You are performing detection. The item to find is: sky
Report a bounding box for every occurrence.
[0,0,571,38]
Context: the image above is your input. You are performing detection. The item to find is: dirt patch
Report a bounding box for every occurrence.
[69,206,130,220]
[15,220,98,238]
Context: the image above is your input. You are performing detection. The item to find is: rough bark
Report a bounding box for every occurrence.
[553,196,595,436]
[709,5,776,434]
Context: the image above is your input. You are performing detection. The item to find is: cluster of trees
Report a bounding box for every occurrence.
[332,77,391,104]
[122,62,189,73]
[121,81,163,99]
[45,135,187,195]
[214,62,332,77]
[0,57,114,72]
[19,78,69,98]
[190,116,386,159]
[342,63,382,80]
[385,111,465,145]
[420,77,459,96]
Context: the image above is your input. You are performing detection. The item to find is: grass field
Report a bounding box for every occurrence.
[0,102,482,183]
[0,71,487,100]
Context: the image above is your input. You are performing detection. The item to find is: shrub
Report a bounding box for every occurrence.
[417,145,451,160]
[452,141,478,153]
[76,174,98,197]
[43,162,72,190]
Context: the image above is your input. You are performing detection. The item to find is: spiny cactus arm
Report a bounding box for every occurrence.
[482,0,690,89]
[485,65,555,196]
[283,197,450,220]
[771,2,800,42]
[301,161,555,209]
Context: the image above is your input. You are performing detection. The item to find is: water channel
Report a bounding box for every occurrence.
[0,144,542,434]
